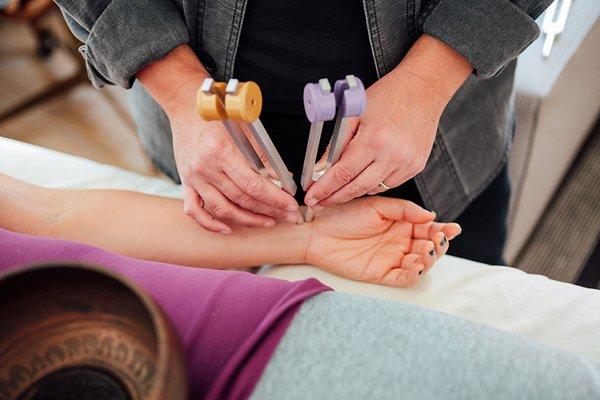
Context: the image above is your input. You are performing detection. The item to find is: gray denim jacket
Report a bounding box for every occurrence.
[57,0,550,220]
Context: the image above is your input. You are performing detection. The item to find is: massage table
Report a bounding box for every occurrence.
[1,136,599,361]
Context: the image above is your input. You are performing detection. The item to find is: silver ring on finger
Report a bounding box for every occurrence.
[378,181,390,191]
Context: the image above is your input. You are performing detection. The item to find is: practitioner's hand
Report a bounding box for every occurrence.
[137,45,299,234]
[304,35,471,208]
[170,105,300,233]
[305,197,461,287]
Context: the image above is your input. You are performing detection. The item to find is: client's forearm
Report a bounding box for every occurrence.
[0,175,309,268]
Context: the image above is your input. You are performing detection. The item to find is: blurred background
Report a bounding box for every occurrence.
[0,0,598,287]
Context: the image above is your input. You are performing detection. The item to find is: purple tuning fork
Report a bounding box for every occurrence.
[301,75,366,222]
[300,78,337,191]
[327,75,366,167]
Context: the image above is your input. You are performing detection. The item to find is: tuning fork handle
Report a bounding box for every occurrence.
[222,120,267,175]
[301,79,336,191]
[248,119,297,195]
[225,79,297,196]
[197,79,266,174]
[326,76,366,168]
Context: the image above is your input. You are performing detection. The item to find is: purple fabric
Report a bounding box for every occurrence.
[0,228,330,398]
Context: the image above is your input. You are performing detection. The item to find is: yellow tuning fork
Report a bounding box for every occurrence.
[224,79,297,196]
[197,78,267,175]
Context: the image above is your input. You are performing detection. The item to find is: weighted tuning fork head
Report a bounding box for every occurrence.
[197,78,267,174]
[196,78,229,121]
[303,78,337,123]
[326,75,367,167]
[224,79,263,123]
[333,75,366,118]
[301,78,336,191]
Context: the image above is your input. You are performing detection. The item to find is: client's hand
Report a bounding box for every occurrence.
[306,197,461,287]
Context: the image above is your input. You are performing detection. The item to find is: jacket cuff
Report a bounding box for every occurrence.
[82,0,189,88]
[419,0,540,78]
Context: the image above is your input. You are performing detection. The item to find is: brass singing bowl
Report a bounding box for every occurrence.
[0,263,188,400]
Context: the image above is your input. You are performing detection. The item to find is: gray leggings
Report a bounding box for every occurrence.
[252,292,600,399]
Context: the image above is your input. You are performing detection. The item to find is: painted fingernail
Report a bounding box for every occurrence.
[429,249,435,257]
[440,237,447,246]
[306,198,318,207]
[418,270,423,275]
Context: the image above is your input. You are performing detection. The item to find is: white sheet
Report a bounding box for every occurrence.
[1,136,599,360]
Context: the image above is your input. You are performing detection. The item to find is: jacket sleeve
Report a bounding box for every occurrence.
[418,0,553,78]
[56,0,190,88]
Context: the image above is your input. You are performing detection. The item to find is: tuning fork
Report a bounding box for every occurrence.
[197,78,267,175]
[301,75,367,221]
[224,78,297,196]
[300,78,337,191]
[327,75,366,167]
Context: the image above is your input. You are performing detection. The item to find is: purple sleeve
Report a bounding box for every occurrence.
[0,228,330,398]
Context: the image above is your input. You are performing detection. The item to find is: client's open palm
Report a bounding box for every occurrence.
[307,197,461,287]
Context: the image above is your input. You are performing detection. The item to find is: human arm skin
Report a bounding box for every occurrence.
[305,34,472,207]
[137,45,300,233]
[0,174,460,287]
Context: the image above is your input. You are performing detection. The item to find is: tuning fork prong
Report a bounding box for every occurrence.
[197,78,266,175]
[300,75,366,222]
[225,79,297,196]
[326,75,367,168]
[301,78,336,192]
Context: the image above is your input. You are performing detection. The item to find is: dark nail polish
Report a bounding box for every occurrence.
[418,271,423,275]
[429,249,435,257]
[440,237,447,246]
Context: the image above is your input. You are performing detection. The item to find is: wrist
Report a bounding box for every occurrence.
[266,219,313,265]
[137,44,210,118]
[232,219,312,266]
[395,34,472,108]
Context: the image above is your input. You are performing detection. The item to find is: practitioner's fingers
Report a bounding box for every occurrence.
[223,156,299,214]
[366,168,412,195]
[196,180,280,229]
[305,136,372,207]
[370,197,435,224]
[318,161,389,207]
[212,171,299,224]
[182,184,231,234]
[410,239,437,272]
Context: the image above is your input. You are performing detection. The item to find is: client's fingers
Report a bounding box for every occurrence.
[371,197,435,224]
[182,185,231,234]
[410,239,437,272]
[380,254,424,287]
[413,221,462,240]
[442,223,462,240]
[413,221,442,239]
[431,231,449,259]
